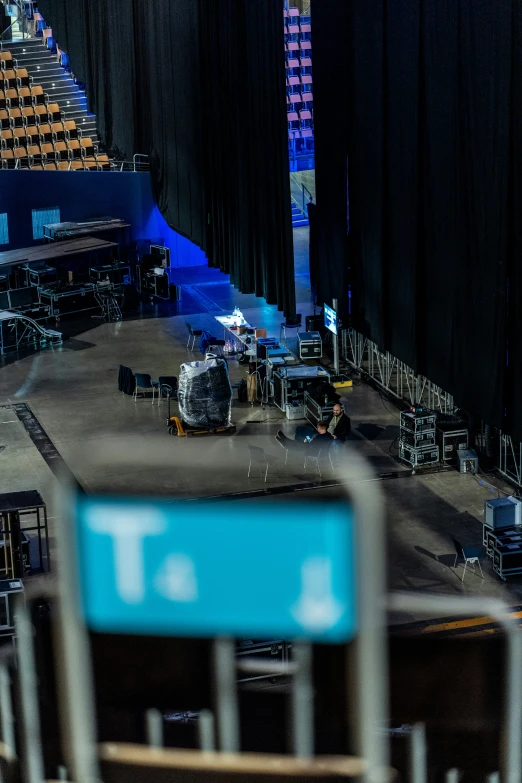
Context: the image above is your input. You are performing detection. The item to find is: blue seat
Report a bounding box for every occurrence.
[452,538,484,582]
[133,373,158,404]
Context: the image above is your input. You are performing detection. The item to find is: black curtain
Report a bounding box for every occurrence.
[313,0,521,435]
[310,0,349,322]
[38,0,295,316]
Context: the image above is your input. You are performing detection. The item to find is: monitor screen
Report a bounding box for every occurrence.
[150,244,171,269]
[324,304,337,335]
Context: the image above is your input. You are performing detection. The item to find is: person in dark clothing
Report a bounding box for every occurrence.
[276,421,334,455]
[326,402,351,442]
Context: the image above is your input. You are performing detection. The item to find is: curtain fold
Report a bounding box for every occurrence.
[37,0,295,315]
[314,0,519,434]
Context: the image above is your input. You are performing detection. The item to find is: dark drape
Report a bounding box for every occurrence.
[38,0,295,315]
[314,0,521,434]
[310,0,349,322]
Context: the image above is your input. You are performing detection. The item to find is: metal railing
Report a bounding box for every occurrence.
[0,0,31,41]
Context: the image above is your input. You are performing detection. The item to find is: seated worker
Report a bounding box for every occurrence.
[326,402,351,441]
[276,421,333,454]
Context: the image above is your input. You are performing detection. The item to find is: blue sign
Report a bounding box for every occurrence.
[324,304,338,336]
[74,498,357,643]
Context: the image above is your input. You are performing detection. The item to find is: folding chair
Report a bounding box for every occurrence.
[452,538,484,583]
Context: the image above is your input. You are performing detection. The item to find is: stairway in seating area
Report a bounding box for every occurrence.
[4,37,98,144]
[291,198,309,228]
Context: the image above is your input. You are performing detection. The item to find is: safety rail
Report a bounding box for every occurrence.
[0,0,31,41]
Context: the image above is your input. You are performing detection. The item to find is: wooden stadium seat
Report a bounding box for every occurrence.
[0,90,5,111]
[51,121,65,142]
[96,154,111,171]
[14,145,28,167]
[18,86,32,108]
[40,142,56,163]
[64,119,81,140]
[69,160,84,170]
[83,158,98,169]
[1,148,14,168]
[80,137,96,158]
[2,70,17,90]
[57,160,70,170]
[54,140,68,161]
[25,125,40,145]
[13,127,26,146]
[5,88,20,110]
[30,163,43,170]
[0,129,13,149]
[0,52,14,71]
[8,108,23,129]
[44,162,57,170]
[67,139,82,159]
[15,68,31,89]
[31,85,48,106]
[0,110,10,130]
[35,104,49,125]
[22,106,35,126]
[28,144,42,166]
[47,102,62,122]
[39,123,53,144]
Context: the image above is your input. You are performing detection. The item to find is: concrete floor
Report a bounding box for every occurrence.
[0,226,521,623]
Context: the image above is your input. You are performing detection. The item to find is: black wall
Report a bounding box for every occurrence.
[313,0,522,440]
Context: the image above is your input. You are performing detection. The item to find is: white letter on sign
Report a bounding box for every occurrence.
[85,506,166,604]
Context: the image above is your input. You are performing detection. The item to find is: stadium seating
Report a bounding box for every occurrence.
[284,7,313,161]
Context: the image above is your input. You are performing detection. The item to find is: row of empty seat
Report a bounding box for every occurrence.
[1,119,82,148]
[1,139,110,170]
[0,68,32,90]
[0,103,63,130]
[284,9,314,156]
[0,84,48,110]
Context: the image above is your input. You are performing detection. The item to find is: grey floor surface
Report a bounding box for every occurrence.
[0,226,520,623]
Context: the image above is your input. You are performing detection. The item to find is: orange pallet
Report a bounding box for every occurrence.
[169,416,236,437]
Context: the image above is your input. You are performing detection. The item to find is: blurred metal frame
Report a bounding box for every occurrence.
[52,437,390,783]
[388,592,522,783]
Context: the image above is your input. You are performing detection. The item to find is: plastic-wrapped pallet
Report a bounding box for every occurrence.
[178,359,232,428]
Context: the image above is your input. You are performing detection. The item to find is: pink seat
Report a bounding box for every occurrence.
[299,109,312,120]
[300,56,312,67]
[301,74,313,85]
[287,111,299,122]
[301,91,313,102]
[300,40,312,50]
[288,7,299,17]
[287,57,299,68]
[293,130,301,139]
[288,23,300,34]
[300,23,312,33]
[301,129,313,139]
[289,93,301,104]
[287,75,300,86]
[287,41,299,51]
[283,9,288,17]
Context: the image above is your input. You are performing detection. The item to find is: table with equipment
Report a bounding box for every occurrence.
[273,365,330,413]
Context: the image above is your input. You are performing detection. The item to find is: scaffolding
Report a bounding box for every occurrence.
[342,329,455,414]
[342,328,522,488]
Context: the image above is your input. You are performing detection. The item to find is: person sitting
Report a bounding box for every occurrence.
[326,402,351,441]
[275,421,333,454]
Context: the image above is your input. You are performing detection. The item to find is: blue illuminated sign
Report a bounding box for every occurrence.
[75,498,357,643]
[324,304,338,336]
